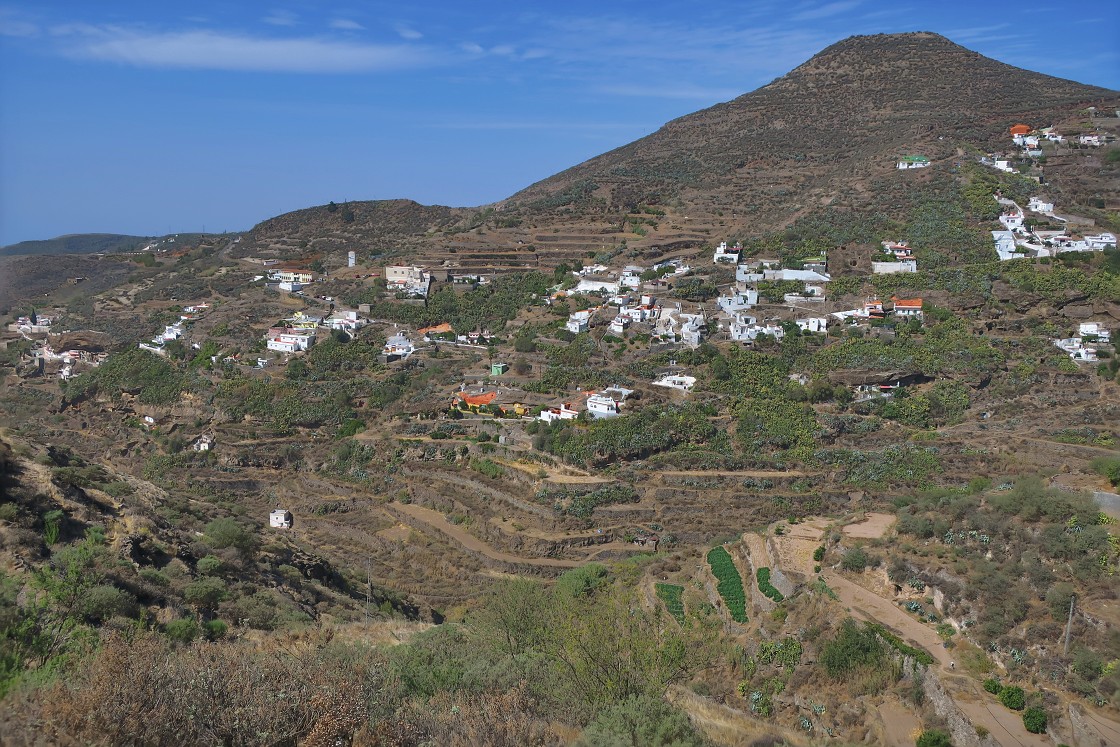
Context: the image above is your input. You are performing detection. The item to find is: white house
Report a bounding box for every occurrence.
[1079,134,1101,147]
[871,260,918,274]
[994,159,1014,173]
[893,298,924,318]
[539,403,579,423]
[1054,338,1097,362]
[566,310,593,334]
[897,155,930,169]
[992,230,1020,261]
[269,509,293,529]
[383,333,415,359]
[571,279,620,295]
[609,315,630,334]
[679,315,706,348]
[1028,197,1054,213]
[881,241,913,260]
[328,310,367,331]
[713,242,742,264]
[267,332,313,354]
[717,289,758,314]
[652,374,697,392]
[586,393,622,419]
[1079,323,1111,343]
[1085,233,1117,250]
[795,317,828,334]
[999,211,1024,230]
[620,266,644,289]
[192,435,213,452]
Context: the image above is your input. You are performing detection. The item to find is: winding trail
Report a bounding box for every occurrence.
[387,502,583,568]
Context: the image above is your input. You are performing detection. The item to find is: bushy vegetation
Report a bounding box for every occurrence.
[534,404,717,466]
[706,546,747,623]
[63,348,188,405]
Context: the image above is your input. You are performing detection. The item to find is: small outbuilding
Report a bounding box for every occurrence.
[269,509,293,529]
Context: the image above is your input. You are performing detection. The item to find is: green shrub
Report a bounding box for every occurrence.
[841,546,869,572]
[998,685,1025,711]
[196,555,223,576]
[1022,706,1047,734]
[139,568,170,587]
[165,617,200,643]
[813,545,825,562]
[820,619,886,678]
[983,678,1003,695]
[577,693,707,747]
[203,619,229,641]
[204,518,257,555]
[915,729,953,747]
[706,547,747,623]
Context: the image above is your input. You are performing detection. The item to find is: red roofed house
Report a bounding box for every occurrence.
[455,391,497,409]
[1009,124,1031,136]
[892,297,924,318]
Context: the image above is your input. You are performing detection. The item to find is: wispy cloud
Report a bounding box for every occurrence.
[791,1,862,22]
[329,19,364,31]
[394,23,422,40]
[262,10,298,27]
[52,25,439,73]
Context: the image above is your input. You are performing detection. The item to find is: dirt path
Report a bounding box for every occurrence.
[768,517,1057,746]
[877,701,922,747]
[951,692,1049,747]
[388,502,581,568]
[1077,704,1120,745]
[654,469,816,478]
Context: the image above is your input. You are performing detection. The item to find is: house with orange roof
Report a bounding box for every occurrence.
[455,391,497,409]
[1010,124,1031,136]
[892,297,924,319]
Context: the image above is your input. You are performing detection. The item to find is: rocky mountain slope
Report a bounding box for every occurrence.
[234,32,1118,271]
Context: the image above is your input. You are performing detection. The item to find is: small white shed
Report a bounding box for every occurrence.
[269,509,293,529]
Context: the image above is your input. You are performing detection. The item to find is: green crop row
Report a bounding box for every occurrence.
[706,547,747,623]
[654,583,685,624]
[756,567,785,603]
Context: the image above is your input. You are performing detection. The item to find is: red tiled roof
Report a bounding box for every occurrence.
[457,391,497,407]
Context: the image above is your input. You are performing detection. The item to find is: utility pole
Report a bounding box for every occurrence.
[1063,593,1075,656]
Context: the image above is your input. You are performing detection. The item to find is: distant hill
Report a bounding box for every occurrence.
[508,32,1116,211]
[0,232,229,257]
[239,32,1119,270]
[0,234,152,257]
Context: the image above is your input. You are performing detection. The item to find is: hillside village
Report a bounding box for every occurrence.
[1,33,1120,747]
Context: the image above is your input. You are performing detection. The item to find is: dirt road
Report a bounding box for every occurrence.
[388,502,581,569]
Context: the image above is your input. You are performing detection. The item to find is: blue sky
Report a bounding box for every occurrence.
[1,1,1117,245]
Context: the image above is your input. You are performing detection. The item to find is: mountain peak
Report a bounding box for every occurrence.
[509,32,1116,215]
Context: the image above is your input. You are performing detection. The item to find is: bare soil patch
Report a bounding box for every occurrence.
[842,512,896,539]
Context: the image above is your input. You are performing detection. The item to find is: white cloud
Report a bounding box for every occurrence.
[53,26,439,73]
[791,1,862,22]
[330,19,364,31]
[394,24,422,40]
[262,10,298,27]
